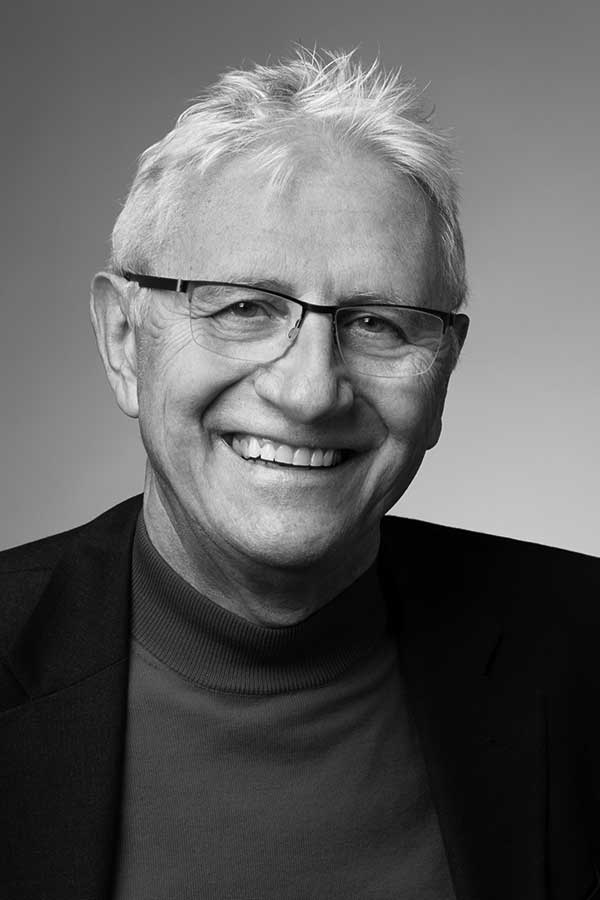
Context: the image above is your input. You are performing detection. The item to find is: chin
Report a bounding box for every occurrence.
[227,514,350,571]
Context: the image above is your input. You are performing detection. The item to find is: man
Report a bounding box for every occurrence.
[1,48,599,900]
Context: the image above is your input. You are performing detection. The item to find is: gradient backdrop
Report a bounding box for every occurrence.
[2,0,598,555]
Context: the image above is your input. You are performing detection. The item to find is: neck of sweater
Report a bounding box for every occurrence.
[131,513,387,695]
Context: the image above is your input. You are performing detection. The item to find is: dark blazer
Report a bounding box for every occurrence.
[1,495,599,900]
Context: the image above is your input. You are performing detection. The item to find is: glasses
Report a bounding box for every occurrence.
[123,272,468,378]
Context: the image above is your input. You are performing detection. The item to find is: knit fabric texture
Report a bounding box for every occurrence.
[112,514,456,899]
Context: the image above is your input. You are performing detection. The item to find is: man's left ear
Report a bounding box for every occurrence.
[426,312,470,451]
[90,272,139,418]
[426,412,443,451]
[453,313,470,356]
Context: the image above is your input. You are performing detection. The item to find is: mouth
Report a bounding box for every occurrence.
[222,433,355,469]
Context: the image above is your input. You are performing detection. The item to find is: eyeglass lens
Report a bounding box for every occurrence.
[188,284,443,377]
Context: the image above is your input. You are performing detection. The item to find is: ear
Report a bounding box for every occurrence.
[453,313,470,355]
[425,313,470,451]
[90,272,139,418]
[426,411,443,451]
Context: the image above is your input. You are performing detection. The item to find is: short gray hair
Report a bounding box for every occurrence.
[111,47,467,310]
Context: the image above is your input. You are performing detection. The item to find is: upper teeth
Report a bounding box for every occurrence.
[231,435,342,467]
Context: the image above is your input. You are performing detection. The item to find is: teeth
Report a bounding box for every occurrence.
[323,449,335,467]
[247,436,261,459]
[230,435,344,468]
[292,448,312,467]
[260,441,276,462]
[274,445,294,465]
[310,449,324,467]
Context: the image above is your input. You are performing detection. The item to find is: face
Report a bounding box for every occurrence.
[125,152,457,568]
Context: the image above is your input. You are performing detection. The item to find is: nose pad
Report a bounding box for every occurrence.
[286,311,342,364]
[253,312,354,420]
[278,311,341,372]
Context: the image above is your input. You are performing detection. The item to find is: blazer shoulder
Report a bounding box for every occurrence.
[0,495,143,652]
[0,530,78,653]
[0,529,75,575]
[382,513,599,567]
[0,494,144,573]
[381,514,600,624]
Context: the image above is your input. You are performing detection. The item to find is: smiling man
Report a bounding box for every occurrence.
[2,49,600,900]
[97,140,457,627]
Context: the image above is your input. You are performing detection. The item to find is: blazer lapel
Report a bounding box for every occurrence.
[381,516,600,900]
[2,497,141,900]
[379,518,548,900]
[401,616,548,900]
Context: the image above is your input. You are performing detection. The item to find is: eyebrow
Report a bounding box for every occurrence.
[223,276,297,296]
[214,275,410,306]
[347,288,408,305]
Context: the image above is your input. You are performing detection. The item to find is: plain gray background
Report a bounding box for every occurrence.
[2,0,598,555]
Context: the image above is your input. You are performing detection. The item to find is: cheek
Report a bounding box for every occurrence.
[136,318,189,397]
[366,370,444,445]
[369,377,446,505]
[137,337,255,447]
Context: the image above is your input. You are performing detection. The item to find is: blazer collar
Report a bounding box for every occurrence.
[3,496,141,900]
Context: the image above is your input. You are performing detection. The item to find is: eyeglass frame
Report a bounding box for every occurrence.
[122,271,469,374]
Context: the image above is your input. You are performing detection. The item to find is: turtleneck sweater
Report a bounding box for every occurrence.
[112,514,456,899]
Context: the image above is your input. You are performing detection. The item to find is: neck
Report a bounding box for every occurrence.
[142,471,380,628]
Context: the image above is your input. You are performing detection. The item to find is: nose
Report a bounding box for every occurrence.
[252,311,355,423]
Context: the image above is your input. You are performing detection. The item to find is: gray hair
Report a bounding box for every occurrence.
[111,47,467,310]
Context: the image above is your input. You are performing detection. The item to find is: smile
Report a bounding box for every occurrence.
[228,434,346,468]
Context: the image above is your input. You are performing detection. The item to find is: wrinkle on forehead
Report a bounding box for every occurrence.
[157,149,441,305]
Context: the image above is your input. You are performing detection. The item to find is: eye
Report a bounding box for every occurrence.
[216,300,271,318]
[355,315,388,332]
[345,313,408,341]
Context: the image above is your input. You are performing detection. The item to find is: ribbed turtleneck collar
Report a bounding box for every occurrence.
[130,513,387,695]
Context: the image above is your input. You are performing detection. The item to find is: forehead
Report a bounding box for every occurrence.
[162,149,439,303]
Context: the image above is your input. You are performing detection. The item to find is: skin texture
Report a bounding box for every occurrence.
[91,149,467,626]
